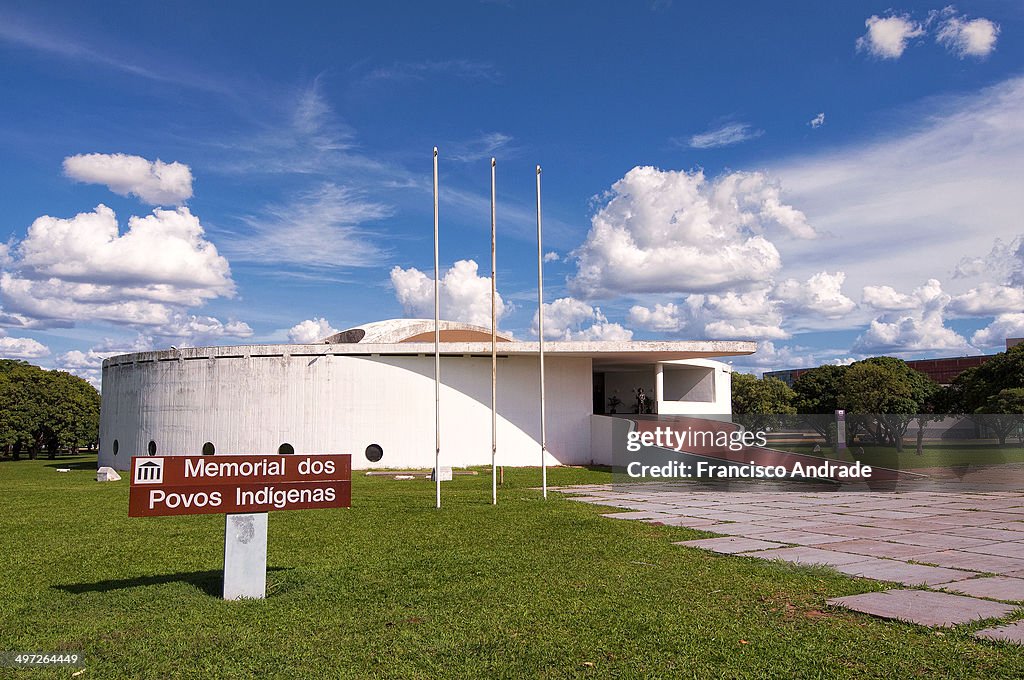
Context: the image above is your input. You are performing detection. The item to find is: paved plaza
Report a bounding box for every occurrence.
[558,483,1024,642]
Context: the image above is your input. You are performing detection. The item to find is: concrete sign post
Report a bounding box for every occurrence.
[129,454,351,600]
[223,513,268,600]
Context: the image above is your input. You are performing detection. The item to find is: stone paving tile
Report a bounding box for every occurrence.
[672,536,788,555]
[845,509,934,520]
[961,542,1024,560]
[824,539,939,560]
[975,621,1024,644]
[935,576,1024,602]
[854,518,965,532]
[740,546,874,567]
[833,560,978,586]
[882,533,998,550]
[811,525,910,540]
[913,550,1024,574]
[827,589,1016,627]
[741,529,853,545]
[642,516,722,528]
[705,522,791,536]
[599,511,675,521]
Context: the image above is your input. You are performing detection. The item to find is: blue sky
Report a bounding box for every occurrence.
[0,1,1022,384]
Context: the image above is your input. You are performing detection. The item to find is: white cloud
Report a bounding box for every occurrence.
[16,204,233,294]
[532,297,632,341]
[568,166,814,298]
[447,132,513,162]
[149,314,253,346]
[63,153,193,205]
[685,122,763,149]
[948,284,1024,317]
[853,279,970,353]
[936,13,999,58]
[0,332,50,359]
[543,251,560,263]
[808,113,825,129]
[53,336,153,388]
[629,289,788,340]
[288,317,339,344]
[862,285,919,312]
[774,271,856,319]
[228,184,390,269]
[954,236,1023,287]
[730,341,857,376]
[857,14,925,59]
[972,314,1024,349]
[0,204,238,331]
[0,242,10,267]
[390,259,509,328]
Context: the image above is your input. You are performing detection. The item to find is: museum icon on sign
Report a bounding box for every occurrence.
[135,459,164,484]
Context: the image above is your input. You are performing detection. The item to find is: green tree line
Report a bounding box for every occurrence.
[733,344,1024,449]
[0,360,100,460]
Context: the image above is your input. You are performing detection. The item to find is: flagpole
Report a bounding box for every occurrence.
[490,158,498,505]
[433,147,441,510]
[536,165,547,499]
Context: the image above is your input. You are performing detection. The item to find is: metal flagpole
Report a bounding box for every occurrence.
[490,157,498,506]
[433,147,441,510]
[536,165,547,499]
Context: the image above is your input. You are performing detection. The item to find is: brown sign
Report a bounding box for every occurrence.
[129,454,351,517]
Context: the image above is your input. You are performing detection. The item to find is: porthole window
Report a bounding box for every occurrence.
[148,440,157,456]
[365,443,384,463]
[112,440,119,456]
[202,442,216,456]
[278,443,294,455]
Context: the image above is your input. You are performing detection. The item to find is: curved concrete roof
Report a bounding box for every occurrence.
[322,319,514,344]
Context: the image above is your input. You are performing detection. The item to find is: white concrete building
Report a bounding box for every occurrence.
[98,319,753,470]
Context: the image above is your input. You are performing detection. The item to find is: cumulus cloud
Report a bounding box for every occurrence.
[685,122,763,149]
[16,204,233,293]
[288,317,339,344]
[861,285,919,312]
[0,332,50,359]
[53,336,153,388]
[954,236,1023,287]
[390,259,510,328]
[972,314,1024,349]
[774,271,857,319]
[532,297,632,341]
[935,11,1000,58]
[149,314,253,346]
[63,153,193,205]
[948,284,1024,317]
[853,279,970,353]
[0,204,237,331]
[630,289,788,340]
[808,113,825,129]
[568,166,815,298]
[857,14,925,59]
[543,251,560,263]
[730,340,858,376]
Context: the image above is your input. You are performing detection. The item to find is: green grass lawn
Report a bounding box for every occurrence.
[778,443,1024,470]
[3,455,1024,678]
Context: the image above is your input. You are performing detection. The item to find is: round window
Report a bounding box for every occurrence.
[112,440,119,456]
[365,443,384,462]
[148,440,157,456]
[202,442,215,456]
[278,443,295,455]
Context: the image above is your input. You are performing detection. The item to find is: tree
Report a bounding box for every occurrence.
[731,373,796,432]
[838,357,939,452]
[0,361,100,459]
[792,364,848,445]
[947,345,1024,445]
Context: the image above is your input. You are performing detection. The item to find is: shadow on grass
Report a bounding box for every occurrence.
[54,567,291,598]
[44,460,100,471]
